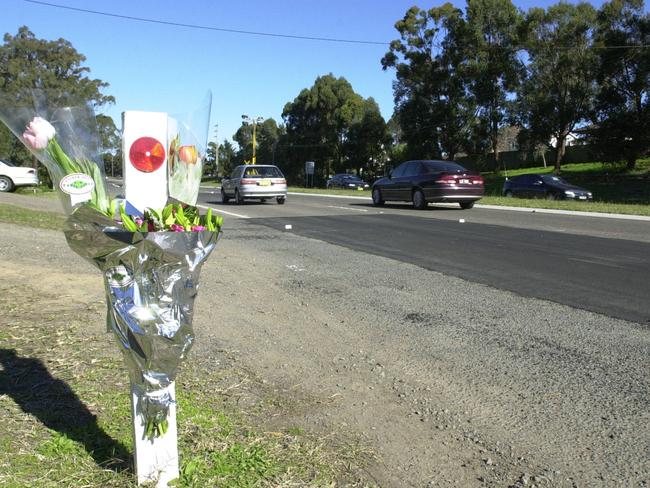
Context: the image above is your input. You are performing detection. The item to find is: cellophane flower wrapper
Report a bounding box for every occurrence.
[0,92,110,217]
[64,205,219,426]
[167,92,212,206]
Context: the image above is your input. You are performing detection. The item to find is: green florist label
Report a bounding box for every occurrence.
[60,173,95,196]
[106,265,134,288]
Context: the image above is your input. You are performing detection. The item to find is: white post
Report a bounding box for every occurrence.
[131,383,179,486]
[122,111,179,486]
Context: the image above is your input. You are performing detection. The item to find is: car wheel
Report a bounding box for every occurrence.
[459,201,474,210]
[546,192,559,201]
[371,188,384,206]
[412,189,427,210]
[221,187,230,203]
[235,189,244,204]
[504,190,513,198]
[0,176,14,192]
[276,196,286,204]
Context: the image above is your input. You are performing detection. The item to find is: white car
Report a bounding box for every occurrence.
[0,159,39,192]
[221,164,287,204]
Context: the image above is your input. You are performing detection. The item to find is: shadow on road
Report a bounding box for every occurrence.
[0,348,131,473]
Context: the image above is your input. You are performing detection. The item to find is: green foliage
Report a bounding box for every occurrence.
[589,0,650,169]
[462,0,524,169]
[218,140,236,177]
[516,2,599,173]
[233,118,281,166]
[0,26,114,107]
[382,4,477,161]
[119,202,223,232]
[281,74,389,184]
[0,26,115,173]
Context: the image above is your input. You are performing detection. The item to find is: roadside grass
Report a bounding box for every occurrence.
[484,159,650,205]
[0,237,375,487]
[0,204,66,230]
[0,286,374,488]
[15,185,58,196]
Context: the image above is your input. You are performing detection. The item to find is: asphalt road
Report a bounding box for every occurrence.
[199,190,650,325]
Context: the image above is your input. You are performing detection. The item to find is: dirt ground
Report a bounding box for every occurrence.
[1,194,648,487]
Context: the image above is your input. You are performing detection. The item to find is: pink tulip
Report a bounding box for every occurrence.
[22,117,55,150]
[169,224,185,232]
[191,225,205,231]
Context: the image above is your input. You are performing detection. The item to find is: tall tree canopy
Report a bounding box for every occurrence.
[233,118,282,165]
[590,0,650,168]
[281,74,387,183]
[517,2,598,174]
[462,0,524,170]
[0,26,115,170]
[382,4,477,161]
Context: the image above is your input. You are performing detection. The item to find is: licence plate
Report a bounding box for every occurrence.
[459,179,470,184]
[259,179,271,186]
[578,195,587,200]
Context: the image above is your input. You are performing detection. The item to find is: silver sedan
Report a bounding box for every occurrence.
[221,164,287,204]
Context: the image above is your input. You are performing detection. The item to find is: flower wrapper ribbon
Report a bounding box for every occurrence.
[64,205,219,430]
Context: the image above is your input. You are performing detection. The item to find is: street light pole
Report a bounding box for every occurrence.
[241,115,264,165]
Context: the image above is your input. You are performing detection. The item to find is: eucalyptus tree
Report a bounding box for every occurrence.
[0,26,115,170]
[591,0,650,169]
[382,4,477,161]
[233,118,281,165]
[343,97,391,178]
[517,2,598,174]
[462,0,524,171]
[282,74,376,182]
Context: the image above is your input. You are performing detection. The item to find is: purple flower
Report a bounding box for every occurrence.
[169,224,185,232]
[190,225,205,231]
[134,217,144,227]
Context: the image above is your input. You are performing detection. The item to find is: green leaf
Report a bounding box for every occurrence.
[119,203,138,232]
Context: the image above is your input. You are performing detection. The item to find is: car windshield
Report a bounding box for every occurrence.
[422,161,467,173]
[541,175,568,185]
[244,166,283,178]
[342,175,361,181]
[0,160,15,167]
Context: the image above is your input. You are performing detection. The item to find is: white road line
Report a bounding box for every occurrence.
[197,204,250,219]
[288,192,371,201]
[326,205,369,212]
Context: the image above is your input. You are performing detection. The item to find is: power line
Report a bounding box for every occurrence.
[22,0,650,50]
[23,0,389,46]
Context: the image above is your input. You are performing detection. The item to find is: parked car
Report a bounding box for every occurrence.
[371,160,484,210]
[502,174,593,201]
[326,173,370,190]
[0,159,39,192]
[221,164,287,204]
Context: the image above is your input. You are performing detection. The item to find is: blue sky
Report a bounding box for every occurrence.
[4,0,614,148]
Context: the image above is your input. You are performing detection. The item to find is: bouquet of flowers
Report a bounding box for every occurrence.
[0,94,220,446]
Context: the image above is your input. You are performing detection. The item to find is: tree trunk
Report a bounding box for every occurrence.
[491,121,500,173]
[554,134,566,175]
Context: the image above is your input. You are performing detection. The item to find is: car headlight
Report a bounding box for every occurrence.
[348,183,355,187]
[565,191,575,197]
[587,192,592,197]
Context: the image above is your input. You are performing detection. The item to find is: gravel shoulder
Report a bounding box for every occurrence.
[1,194,648,487]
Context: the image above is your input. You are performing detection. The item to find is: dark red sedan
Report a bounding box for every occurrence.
[371,160,484,210]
